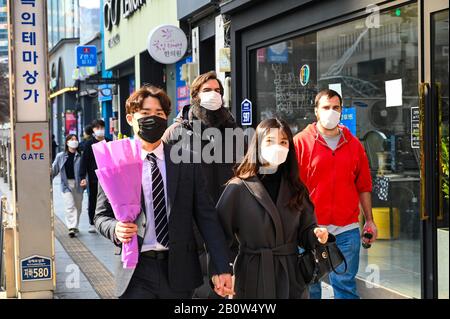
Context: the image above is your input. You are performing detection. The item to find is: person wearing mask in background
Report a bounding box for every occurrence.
[78,124,93,153]
[163,71,240,299]
[163,71,238,203]
[293,89,377,299]
[79,119,110,233]
[78,124,94,221]
[51,134,58,162]
[215,118,328,299]
[94,85,233,299]
[52,134,83,237]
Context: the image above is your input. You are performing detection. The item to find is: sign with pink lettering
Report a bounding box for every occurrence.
[147,24,187,64]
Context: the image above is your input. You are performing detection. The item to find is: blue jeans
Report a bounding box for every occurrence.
[309,228,361,299]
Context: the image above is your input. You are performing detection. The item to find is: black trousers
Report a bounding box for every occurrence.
[88,181,98,225]
[119,255,193,299]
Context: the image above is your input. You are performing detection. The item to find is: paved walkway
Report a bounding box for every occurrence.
[54,239,100,299]
[52,177,116,299]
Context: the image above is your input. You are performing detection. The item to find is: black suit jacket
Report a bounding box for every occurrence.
[79,137,110,183]
[94,142,232,297]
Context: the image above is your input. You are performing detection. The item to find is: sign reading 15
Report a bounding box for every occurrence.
[21,133,45,160]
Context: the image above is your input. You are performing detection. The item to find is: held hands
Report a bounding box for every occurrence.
[80,179,87,188]
[114,222,138,244]
[212,273,235,298]
[314,227,329,244]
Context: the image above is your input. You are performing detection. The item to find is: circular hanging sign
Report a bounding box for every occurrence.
[299,64,310,86]
[147,25,188,64]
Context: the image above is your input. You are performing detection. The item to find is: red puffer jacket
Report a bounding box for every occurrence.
[293,123,372,226]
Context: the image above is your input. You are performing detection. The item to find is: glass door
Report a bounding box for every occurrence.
[421,0,449,299]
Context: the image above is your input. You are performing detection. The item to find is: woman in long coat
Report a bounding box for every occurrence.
[52,134,83,237]
[213,118,328,299]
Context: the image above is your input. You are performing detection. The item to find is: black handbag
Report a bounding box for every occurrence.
[298,233,348,285]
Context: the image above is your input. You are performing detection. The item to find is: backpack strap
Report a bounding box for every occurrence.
[182,104,190,120]
[180,104,193,130]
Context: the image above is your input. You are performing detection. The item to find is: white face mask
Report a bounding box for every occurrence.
[94,129,105,138]
[318,109,341,130]
[260,144,289,167]
[67,140,79,149]
[199,91,222,111]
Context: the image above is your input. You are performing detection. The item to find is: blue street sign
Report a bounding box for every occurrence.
[21,255,52,282]
[76,45,97,67]
[241,99,252,126]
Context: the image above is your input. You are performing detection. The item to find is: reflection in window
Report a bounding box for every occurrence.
[253,3,420,298]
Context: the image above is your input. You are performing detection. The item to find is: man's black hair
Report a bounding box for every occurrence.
[91,119,105,128]
[84,124,94,135]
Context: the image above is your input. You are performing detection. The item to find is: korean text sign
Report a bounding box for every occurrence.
[12,0,48,122]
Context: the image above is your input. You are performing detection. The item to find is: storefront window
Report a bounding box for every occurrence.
[253,3,420,298]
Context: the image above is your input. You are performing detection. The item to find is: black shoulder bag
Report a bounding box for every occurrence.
[298,233,348,284]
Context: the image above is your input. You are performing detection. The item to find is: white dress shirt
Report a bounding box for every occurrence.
[141,142,169,252]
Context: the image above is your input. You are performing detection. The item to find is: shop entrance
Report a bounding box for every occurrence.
[250,2,423,298]
[231,0,448,298]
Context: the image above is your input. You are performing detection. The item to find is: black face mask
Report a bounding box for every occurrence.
[137,115,168,143]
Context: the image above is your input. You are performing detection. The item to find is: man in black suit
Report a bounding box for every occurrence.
[51,134,58,162]
[80,119,110,233]
[94,85,234,299]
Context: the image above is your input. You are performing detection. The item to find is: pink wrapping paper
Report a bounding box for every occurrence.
[93,138,143,269]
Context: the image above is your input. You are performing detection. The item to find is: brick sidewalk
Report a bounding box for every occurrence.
[52,177,116,299]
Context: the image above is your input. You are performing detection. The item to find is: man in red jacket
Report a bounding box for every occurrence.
[294,89,377,299]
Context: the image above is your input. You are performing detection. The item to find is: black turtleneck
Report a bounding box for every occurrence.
[257,168,282,204]
[65,151,76,179]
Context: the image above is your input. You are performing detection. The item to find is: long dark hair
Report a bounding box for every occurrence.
[64,134,80,153]
[234,118,308,211]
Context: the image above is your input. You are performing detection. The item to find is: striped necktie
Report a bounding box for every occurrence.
[147,153,169,248]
